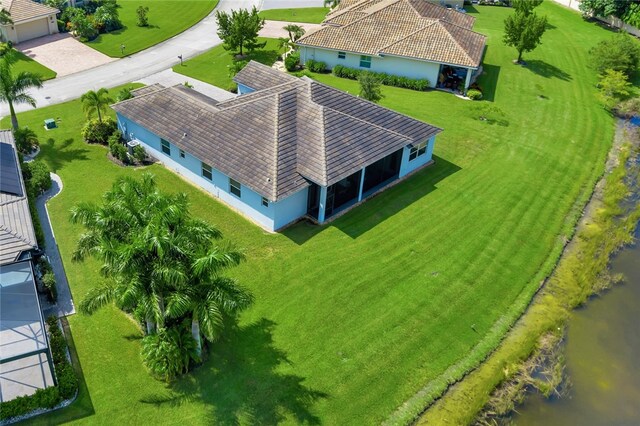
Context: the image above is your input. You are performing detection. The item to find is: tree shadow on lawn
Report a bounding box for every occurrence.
[283,155,462,244]
[522,59,572,81]
[140,318,328,425]
[42,138,90,173]
[477,63,500,102]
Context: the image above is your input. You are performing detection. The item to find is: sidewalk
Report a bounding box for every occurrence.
[37,173,76,318]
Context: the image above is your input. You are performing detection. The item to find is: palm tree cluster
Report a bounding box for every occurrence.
[71,174,253,380]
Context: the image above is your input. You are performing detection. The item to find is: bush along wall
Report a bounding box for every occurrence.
[0,317,78,422]
[332,65,431,91]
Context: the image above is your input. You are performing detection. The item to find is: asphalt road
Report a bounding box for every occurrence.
[1,0,324,117]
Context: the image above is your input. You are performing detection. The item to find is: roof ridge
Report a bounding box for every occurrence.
[436,20,477,66]
[272,93,282,200]
[377,19,436,53]
[324,0,402,30]
[325,105,413,142]
[318,105,329,185]
[111,85,170,107]
[0,223,36,248]
[168,85,221,111]
[217,81,301,110]
[0,195,28,207]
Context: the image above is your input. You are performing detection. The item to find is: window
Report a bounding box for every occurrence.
[179,149,185,158]
[261,197,269,207]
[201,162,212,180]
[229,178,241,197]
[161,139,171,155]
[338,51,346,60]
[359,55,372,68]
[409,141,428,161]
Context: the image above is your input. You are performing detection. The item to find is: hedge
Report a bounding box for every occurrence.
[332,65,431,91]
[0,317,78,421]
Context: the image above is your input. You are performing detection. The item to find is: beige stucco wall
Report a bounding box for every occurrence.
[1,14,58,44]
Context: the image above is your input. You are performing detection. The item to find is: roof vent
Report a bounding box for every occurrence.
[182,132,187,138]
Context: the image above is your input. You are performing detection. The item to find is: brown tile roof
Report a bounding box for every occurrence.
[1,0,58,23]
[0,131,37,266]
[297,0,486,68]
[234,60,298,91]
[131,84,165,97]
[113,62,441,201]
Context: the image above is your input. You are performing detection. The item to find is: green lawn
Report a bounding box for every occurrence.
[85,0,219,57]
[13,50,56,80]
[4,3,621,424]
[258,7,329,23]
[172,37,280,90]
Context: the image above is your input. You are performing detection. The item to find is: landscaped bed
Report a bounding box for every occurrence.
[85,0,219,57]
[2,3,621,424]
[258,7,329,24]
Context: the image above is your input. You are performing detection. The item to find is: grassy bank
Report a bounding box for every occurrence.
[86,0,219,57]
[258,7,329,23]
[1,3,623,424]
[13,50,56,80]
[419,132,640,424]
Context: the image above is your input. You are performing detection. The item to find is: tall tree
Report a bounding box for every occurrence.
[503,10,548,63]
[283,24,305,42]
[511,0,543,15]
[80,88,113,123]
[589,34,640,78]
[216,7,266,57]
[358,71,383,103]
[0,52,43,130]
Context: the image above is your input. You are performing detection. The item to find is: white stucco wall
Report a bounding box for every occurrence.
[300,47,442,87]
[1,15,59,44]
[399,136,436,178]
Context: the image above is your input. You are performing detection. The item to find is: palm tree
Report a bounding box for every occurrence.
[80,88,113,123]
[283,24,305,42]
[0,8,12,26]
[324,0,340,9]
[0,52,44,130]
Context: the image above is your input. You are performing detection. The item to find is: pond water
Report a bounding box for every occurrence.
[514,226,640,425]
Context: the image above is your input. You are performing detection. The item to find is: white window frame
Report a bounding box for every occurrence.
[201,162,212,180]
[229,178,241,197]
[409,141,428,161]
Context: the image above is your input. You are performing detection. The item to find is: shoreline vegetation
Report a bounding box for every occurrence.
[417,123,640,425]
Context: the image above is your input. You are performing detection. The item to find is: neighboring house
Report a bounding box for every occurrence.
[296,0,486,93]
[0,130,56,402]
[112,61,442,232]
[0,0,59,44]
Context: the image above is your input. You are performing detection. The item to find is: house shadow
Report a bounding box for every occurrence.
[476,63,500,102]
[140,318,327,425]
[32,316,96,423]
[283,156,461,244]
[43,138,90,173]
[522,59,572,81]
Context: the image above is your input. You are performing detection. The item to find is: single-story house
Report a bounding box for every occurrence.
[112,61,442,232]
[0,0,59,44]
[296,0,486,93]
[0,130,55,402]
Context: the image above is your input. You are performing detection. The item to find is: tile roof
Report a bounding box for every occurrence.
[298,0,486,68]
[0,131,37,266]
[0,0,58,23]
[112,62,441,201]
[234,60,298,91]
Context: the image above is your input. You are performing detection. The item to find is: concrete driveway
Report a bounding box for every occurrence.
[17,33,116,77]
[260,20,323,38]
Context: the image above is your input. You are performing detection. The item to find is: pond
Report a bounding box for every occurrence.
[514,226,640,425]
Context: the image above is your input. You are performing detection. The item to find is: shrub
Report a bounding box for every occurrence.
[136,5,149,27]
[57,19,66,32]
[597,69,631,109]
[333,65,430,91]
[228,60,248,78]
[70,11,98,41]
[0,42,11,56]
[42,272,57,303]
[133,144,146,163]
[13,127,39,154]
[82,118,117,144]
[284,52,300,72]
[467,89,483,100]
[22,161,52,195]
[94,2,123,32]
[358,71,383,103]
[306,59,327,73]
[108,132,129,164]
[589,33,640,78]
[116,87,133,102]
[142,322,200,381]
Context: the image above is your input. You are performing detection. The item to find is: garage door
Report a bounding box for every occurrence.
[16,18,50,44]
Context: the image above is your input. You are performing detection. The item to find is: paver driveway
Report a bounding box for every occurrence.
[17,33,116,77]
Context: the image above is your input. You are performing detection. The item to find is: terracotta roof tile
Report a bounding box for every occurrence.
[298,0,485,68]
[1,0,58,23]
